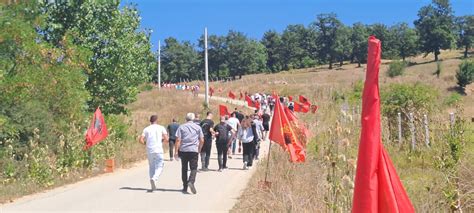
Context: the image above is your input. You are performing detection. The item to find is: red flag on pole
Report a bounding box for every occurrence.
[85,107,108,150]
[219,105,230,116]
[228,91,236,99]
[245,95,255,108]
[294,102,309,113]
[299,95,311,106]
[288,96,293,101]
[269,95,305,162]
[352,36,414,213]
[283,106,310,147]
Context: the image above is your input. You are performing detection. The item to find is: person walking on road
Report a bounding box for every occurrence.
[200,112,215,171]
[167,118,179,161]
[139,115,169,191]
[174,113,204,194]
[237,117,256,170]
[252,114,264,160]
[214,116,233,171]
[261,112,271,141]
[226,112,240,158]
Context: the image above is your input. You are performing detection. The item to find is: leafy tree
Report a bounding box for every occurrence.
[456,60,474,91]
[368,23,398,59]
[391,23,419,61]
[312,13,342,69]
[198,34,228,78]
[42,1,156,114]
[261,30,284,72]
[350,23,369,67]
[414,0,455,61]
[162,37,200,82]
[281,25,316,70]
[0,2,89,142]
[455,15,474,58]
[226,31,267,79]
[334,25,352,67]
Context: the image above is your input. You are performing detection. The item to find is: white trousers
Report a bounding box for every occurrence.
[147,152,164,182]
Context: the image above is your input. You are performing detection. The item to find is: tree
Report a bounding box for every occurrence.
[42,1,156,114]
[455,15,474,58]
[334,26,352,67]
[226,31,267,79]
[312,13,342,69]
[198,34,228,78]
[391,23,419,61]
[261,30,284,72]
[368,23,398,59]
[281,25,315,70]
[414,0,455,61]
[162,37,200,82]
[456,60,474,92]
[350,23,369,67]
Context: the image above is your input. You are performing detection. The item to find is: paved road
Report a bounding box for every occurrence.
[1,95,267,213]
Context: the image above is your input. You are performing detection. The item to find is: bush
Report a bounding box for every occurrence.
[434,61,442,78]
[387,60,407,77]
[444,93,462,106]
[456,60,474,89]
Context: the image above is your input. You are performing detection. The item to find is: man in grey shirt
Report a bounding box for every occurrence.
[174,113,204,194]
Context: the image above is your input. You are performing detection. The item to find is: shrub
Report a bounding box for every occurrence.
[456,60,474,89]
[387,60,407,77]
[444,93,462,106]
[434,61,442,78]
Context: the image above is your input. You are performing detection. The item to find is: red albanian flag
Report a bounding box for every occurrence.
[228,91,236,99]
[299,95,311,106]
[310,105,319,113]
[283,106,310,147]
[269,94,305,162]
[219,104,230,116]
[288,96,293,101]
[85,107,108,150]
[245,95,255,108]
[294,102,309,113]
[352,36,414,213]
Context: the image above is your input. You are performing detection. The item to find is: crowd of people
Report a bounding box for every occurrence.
[139,107,272,194]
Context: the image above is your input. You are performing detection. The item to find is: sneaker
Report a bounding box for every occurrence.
[217,169,223,172]
[188,182,197,194]
[228,155,232,159]
[150,179,156,191]
[243,163,247,170]
[223,166,228,169]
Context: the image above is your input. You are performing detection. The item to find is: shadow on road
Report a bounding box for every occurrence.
[119,187,183,193]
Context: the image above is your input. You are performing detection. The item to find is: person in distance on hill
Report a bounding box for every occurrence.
[214,116,234,171]
[167,118,180,161]
[139,115,169,191]
[199,112,215,171]
[261,112,271,141]
[174,113,204,194]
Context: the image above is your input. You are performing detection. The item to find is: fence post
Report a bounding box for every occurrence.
[398,112,402,145]
[423,114,430,146]
[409,112,416,150]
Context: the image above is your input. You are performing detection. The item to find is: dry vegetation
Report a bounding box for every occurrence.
[226,50,473,212]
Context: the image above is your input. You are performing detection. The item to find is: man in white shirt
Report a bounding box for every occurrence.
[226,112,240,157]
[140,115,169,192]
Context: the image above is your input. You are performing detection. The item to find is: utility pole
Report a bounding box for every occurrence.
[204,27,209,107]
[158,40,161,90]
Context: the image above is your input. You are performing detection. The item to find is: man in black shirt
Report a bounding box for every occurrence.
[214,116,233,172]
[233,108,244,122]
[199,112,214,171]
[167,118,180,161]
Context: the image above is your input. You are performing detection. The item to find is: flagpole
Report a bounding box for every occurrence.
[158,40,161,90]
[204,27,209,107]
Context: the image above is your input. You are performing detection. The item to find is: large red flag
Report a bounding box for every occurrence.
[85,108,108,150]
[310,105,319,114]
[219,104,230,116]
[352,36,414,213]
[288,96,293,101]
[269,95,305,162]
[228,91,236,99]
[283,107,310,147]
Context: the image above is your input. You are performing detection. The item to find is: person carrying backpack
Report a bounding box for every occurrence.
[199,112,214,171]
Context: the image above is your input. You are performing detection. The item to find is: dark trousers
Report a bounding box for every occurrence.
[242,142,255,167]
[200,137,212,169]
[169,139,176,159]
[179,151,198,190]
[216,143,228,169]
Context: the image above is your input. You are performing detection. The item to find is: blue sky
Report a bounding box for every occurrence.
[122,0,473,50]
